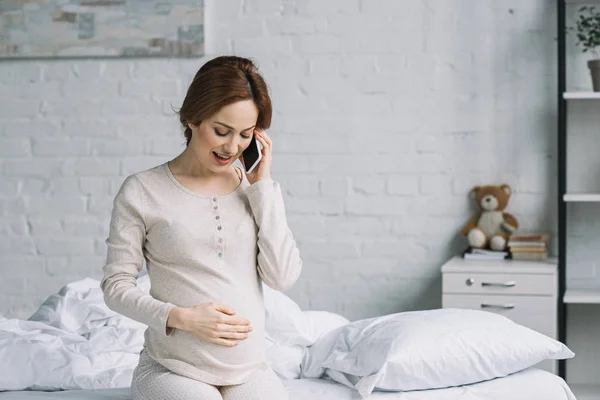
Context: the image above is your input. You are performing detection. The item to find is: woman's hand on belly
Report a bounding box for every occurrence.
[168,303,253,347]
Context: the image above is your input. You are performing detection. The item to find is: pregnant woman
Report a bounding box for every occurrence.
[101,55,302,400]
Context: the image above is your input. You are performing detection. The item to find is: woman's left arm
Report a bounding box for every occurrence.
[245,178,302,291]
[243,129,302,291]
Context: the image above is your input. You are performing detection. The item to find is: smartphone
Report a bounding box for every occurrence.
[242,134,262,173]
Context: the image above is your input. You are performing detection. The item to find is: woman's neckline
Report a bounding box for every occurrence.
[163,162,244,199]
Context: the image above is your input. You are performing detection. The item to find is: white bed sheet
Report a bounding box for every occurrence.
[0,368,575,400]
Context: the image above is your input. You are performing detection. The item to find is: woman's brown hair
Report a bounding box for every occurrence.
[178,56,272,146]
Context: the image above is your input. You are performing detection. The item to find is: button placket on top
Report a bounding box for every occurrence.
[212,196,225,259]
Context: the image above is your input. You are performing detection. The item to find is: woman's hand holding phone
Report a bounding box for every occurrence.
[241,129,272,185]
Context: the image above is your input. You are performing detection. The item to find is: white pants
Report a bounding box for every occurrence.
[131,348,289,400]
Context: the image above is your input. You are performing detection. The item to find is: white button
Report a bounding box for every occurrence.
[217,226,222,230]
[215,216,220,220]
[212,197,217,202]
[214,206,218,210]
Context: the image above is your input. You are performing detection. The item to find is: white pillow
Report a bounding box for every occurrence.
[262,284,313,347]
[301,308,574,396]
[261,286,351,380]
[265,337,306,380]
[264,311,349,380]
[303,311,350,342]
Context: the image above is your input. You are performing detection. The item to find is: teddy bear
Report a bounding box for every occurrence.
[461,184,519,251]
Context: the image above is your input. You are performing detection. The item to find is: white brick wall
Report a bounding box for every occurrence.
[0,0,579,324]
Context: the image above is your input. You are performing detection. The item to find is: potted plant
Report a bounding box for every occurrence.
[571,6,600,91]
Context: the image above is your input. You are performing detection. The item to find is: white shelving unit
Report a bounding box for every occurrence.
[562,89,600,303]
[558,0,600,393]
[561,91,600,396]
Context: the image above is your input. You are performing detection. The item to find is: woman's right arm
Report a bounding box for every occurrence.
[100,175,177,336]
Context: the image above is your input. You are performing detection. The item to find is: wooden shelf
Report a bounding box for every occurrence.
[563,193,600,202]
[570,383,600,400]
[563,92,600,100]
[564,289,600,304]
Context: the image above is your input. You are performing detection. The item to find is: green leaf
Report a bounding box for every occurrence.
[572,6,600,52]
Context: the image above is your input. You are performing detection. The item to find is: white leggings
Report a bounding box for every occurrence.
[131,349,289,400]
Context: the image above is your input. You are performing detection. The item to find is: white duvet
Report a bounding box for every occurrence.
[0,275,344,392]
[0,277,150,391]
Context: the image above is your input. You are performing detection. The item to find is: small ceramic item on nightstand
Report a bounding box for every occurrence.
[461,184,519,252]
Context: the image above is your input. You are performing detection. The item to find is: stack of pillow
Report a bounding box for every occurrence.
[263,285,575,397]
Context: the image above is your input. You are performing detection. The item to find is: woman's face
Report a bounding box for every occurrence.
[188,100,259,172]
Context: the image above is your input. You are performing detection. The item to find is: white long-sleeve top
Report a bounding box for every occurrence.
[100,162,302,385]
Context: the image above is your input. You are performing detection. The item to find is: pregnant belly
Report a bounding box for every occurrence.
[153,318,266,369]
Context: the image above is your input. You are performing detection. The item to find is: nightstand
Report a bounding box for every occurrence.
[441,255,558,374]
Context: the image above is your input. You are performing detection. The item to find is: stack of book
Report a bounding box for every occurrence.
[462,247,509,261]
[508,233,550,261]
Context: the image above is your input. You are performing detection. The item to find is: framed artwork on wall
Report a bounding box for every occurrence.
[0,0,204,59]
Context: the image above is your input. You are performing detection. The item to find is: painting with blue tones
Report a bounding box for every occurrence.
[0,0,204,58]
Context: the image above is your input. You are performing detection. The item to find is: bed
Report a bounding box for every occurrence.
[0,276,577,400]
[0,368,575,400]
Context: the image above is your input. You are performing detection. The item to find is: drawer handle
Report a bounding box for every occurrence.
[481,281,516,288]
[481,303,515,310]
